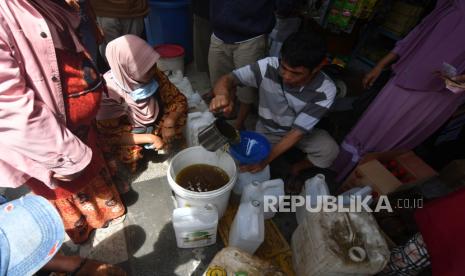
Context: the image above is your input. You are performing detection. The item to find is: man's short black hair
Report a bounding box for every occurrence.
[280,31,327,70]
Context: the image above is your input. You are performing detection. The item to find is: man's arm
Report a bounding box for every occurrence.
[210,59,265,115]
[241,129,304,173]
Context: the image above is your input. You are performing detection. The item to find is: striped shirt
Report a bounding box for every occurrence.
[233,57,336,134]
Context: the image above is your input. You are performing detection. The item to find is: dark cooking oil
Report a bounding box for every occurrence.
[176,164,230,192]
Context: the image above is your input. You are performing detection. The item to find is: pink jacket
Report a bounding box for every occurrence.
[0,1,92,188]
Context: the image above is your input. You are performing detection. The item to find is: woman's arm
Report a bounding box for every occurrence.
[362,52,399,89]
[120,133,164,149]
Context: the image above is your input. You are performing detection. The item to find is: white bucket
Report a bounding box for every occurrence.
[167,146,237,218]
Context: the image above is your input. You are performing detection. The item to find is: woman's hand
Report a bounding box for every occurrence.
[362,66,383,89]
[445,74,465,93]
[362,52,398,89]
[149,134,165,149]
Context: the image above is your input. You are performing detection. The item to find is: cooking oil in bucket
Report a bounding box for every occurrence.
[176,164,230,192]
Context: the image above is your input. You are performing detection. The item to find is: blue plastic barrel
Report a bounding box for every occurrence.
[144,0,192,62]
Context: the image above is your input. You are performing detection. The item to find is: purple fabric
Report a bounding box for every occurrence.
[391,0,465,92]
[332,0,465,181]
[333,80,465,181]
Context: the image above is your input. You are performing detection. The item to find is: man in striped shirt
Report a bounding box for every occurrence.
[210,32,339,175]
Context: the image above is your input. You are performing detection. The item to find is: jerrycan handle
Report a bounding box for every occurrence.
[189,111,203,120]
[261,179,284,190]
[249,200,261,237]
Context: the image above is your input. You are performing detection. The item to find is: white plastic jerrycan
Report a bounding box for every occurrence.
[340,186,373,206]
[241,179,284,219]
[183,111,215,148]
[296,174,329,225]
[233,165,270,195]
[229,200,265,254]
[172,204,218,248]
[291,212,390,276]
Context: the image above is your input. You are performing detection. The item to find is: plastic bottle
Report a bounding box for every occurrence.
[233,165,270,195]
[172,204,218,248]
[296,174,329,225]
[340,186,373,206]
[240,179,284,219]
[229,200,265,254]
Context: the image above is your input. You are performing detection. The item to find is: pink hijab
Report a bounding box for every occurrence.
[98,35,161,127]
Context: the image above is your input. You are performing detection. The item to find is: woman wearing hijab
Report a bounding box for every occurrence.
[332,0,465,182]
[96,35,188,177]
[0,1,125,245]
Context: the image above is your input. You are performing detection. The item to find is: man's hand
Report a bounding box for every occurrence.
[239,161,268,173]
[209,94,234,116]
[209,74,238,116]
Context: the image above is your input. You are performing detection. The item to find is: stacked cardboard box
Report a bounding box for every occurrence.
[340,151,437,195]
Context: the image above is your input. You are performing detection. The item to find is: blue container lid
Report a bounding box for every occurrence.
[229,131,271,165]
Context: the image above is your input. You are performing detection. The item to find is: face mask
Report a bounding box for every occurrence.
[110,71,159,101]
[129,79,159,101]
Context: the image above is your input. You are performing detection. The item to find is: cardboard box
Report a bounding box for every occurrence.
[396,151,437,181]
[342,159,402,195]
[340,151,437,195]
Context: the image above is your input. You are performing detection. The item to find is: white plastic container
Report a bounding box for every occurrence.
[340,186,373,206]
[291,211,389,276]
[183,112,215,148]
[296,174,329,225]
[241,179,284,219]
[229,200,264,254]
[167,146,237,218]
[172,205,218,248]
[233,165,270,195]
